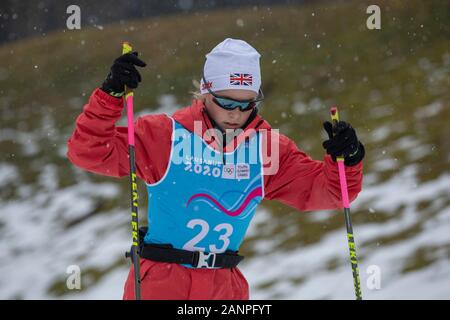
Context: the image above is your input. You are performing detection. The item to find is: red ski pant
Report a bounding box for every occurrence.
[123,258,249,300]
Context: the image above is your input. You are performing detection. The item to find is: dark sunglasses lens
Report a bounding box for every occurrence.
[239,101,257,111]
[213,98,227,109]
[215,97,235,110]
[214,97,258,111]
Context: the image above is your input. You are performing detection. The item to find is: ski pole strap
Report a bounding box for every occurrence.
[137,244,244,269]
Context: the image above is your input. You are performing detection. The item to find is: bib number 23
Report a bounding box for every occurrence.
[183,219,233,253]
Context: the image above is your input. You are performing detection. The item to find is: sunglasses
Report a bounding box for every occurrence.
[202,74,264,112]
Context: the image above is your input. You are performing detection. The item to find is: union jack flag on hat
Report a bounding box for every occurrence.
[230,73,253,86]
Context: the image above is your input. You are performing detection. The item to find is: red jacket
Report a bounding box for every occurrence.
[67,88,363,212]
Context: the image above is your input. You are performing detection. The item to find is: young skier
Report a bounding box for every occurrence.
[67,38,365,300]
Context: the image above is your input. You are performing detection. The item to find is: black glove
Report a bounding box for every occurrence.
[322,121,365,166]
[101,51,146,97]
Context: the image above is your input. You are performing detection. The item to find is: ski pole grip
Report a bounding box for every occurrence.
[122,41,133,55]
[122,42,135,146]
[122,42,134,98]
[329,106,350,207]
[330,106,339,123]
[330,106,344,162]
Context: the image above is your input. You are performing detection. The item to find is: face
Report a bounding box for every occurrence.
[204,89,257,131]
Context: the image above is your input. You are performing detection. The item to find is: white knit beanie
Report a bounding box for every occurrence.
[200,38,261,94]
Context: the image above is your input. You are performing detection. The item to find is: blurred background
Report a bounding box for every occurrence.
[0,0,449,299]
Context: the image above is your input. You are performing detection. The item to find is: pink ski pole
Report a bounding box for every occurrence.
[122,42,141,300]
[330,106,362,300]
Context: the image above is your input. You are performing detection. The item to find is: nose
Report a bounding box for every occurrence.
[228,108,240,119]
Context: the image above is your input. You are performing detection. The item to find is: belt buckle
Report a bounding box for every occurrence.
[195,251,217,268]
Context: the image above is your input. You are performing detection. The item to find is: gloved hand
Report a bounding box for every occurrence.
[101,51,146,97]
[322,121,365,166]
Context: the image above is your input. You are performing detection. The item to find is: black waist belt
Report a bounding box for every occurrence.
[126,227,244,269]
[139,244,244,269]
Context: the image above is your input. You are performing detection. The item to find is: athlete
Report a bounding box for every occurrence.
[67,38,365,299]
